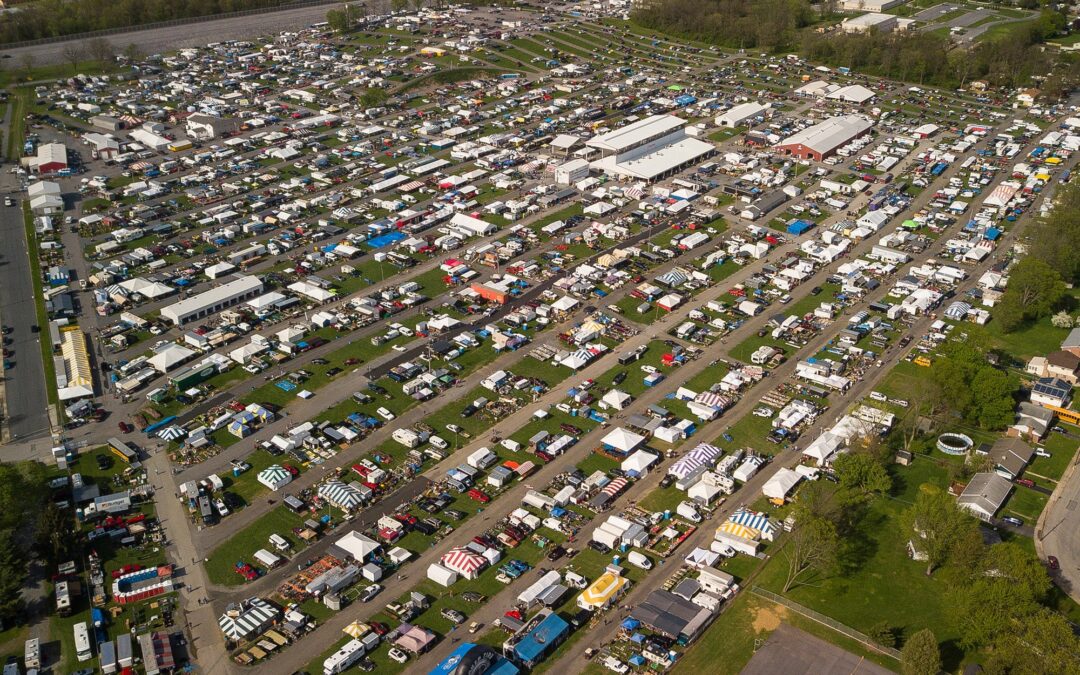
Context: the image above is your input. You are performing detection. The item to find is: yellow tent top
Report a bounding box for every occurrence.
[578,572,629,609]
[716,521,759,541]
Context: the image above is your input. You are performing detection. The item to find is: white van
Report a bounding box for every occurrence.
[869,391,888,402]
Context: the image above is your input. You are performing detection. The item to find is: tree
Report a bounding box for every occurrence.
[994,257,1067,332]
[781,512,839,592]
[986,608,1080,674]
[391,0,408,12]
[61,42,84,73]
[35,502,74,568]
[901,629,941,675]
[1030,183,1080,285]
[1051,310,1074,329]
[949,542,1051,649]
[87,37,115,66]
[832,452,892,499]
[122,42,143,63]
[411,0,425,11]
[902,489,977,576]
[0,530,24,625]
[18,53,34,79]
[867,621,897,648]
[969,367,1016,430]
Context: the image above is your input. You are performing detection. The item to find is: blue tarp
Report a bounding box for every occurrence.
[985,227,1002,240]
[365,231,406,248]
[787,219,814,235]
[621,618,641,630]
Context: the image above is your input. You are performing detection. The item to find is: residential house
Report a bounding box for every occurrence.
[1030,377,1072,409]
[957,472,1013,521]
[1026,350,1080,385]
[981,437,1035,480]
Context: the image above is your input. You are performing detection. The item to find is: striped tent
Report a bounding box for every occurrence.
[257,465,292,491]
[317,481,365,511]
[440,547,486,579]
[624,186,645,199]
[668,455,706,480]
[601,477,629,498]
[729,509,778,541]
[688,443,723,463]
[656,269,689,287]
[716,521,759,541]
[399,180,425,192]
[693,392,728,410]
[157,426,186,441]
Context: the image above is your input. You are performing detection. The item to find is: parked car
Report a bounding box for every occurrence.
[360,584,383,602]
[440,608,466,625]
[1002,516,1024,527]
[388,648,409,664]
[376,407,395,421]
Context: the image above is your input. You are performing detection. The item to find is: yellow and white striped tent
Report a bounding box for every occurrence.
[716,521,760,541]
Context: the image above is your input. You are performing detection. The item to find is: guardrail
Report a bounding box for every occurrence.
[750,585,903,660]
[0,0,342,50]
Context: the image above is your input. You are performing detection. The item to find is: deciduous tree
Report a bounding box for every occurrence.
[902,489,976,576]
[900,629,941,675]
[781,512,839,592]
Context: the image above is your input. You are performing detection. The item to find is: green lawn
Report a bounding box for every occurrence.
[1000,485,1049,522]
[1027,427,1080,481]
[204,506,311,587]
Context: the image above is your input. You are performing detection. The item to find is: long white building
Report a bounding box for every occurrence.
[587,114,714,182]
[161,275,264,325]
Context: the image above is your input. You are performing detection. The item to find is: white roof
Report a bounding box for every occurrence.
[161,275,262,323]
[148,343,195,372]
[591,136,714,181]
[550,134,580,150]
[762,468,803,500]
[601,427,645,452]
[717,102,766,124]
[587,114,686,153]
[777,115,873,154]
[335,531,380,561]
[826,84,876,103]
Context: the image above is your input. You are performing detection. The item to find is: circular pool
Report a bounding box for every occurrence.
[937,433,973,456]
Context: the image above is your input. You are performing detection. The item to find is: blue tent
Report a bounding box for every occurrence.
[621,618,640,630]
[629,655,647,667]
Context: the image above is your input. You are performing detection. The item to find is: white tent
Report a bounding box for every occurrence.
[621,450,659,476]
[601,389,633,410]
[335,531,381,562]
[762,468,802,501]
[601,428,645,454]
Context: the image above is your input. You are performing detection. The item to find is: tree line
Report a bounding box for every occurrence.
[0,0,290,45]
[995,184,1080,333]
[633,0,1077,93]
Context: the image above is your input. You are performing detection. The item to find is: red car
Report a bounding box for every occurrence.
[118,421,133,433]
[283,465,300,477]
[1015,478,1036,488]
[467,489,490,503]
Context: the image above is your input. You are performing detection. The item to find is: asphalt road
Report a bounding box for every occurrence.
[0,195,51,441]
[1037,450,1080,603]
[0,2,350,66]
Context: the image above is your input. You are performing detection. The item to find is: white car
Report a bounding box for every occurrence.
[214,499,229,517]
[376,407,395,421]
[360,584,382,602]
[388,647,409,664]
[641,365,658,374]
[430,435,448,450]
[602,657,629,674]
[392,344,407,353]
[752,407,773,418]
[397,326,414,337]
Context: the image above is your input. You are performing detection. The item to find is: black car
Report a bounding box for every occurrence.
[810,286,822,295]
[612,371,627,385]
[460,404,477,418]
[588,540,611,554]
[547,545,567,562]
[443,509,465,521]
[659,474,675,489]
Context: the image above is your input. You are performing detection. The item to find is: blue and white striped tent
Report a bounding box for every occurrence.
[729,509,778,541]
[657,269,689,288]
[687,443,722,464]
[668,454,706,479]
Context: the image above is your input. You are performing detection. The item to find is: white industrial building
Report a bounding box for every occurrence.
[555,158,590,185]
[160,275,264,325]
[841,12,899,33]
[715,102,767,128]
[587,114,714,182]
[840,0,906,10]
[775,115,873,161]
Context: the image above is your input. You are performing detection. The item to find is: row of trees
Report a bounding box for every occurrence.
[634,0,1077,93]
[0,0,289,45]
[0,462,51,626]
[632,0,816,52]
